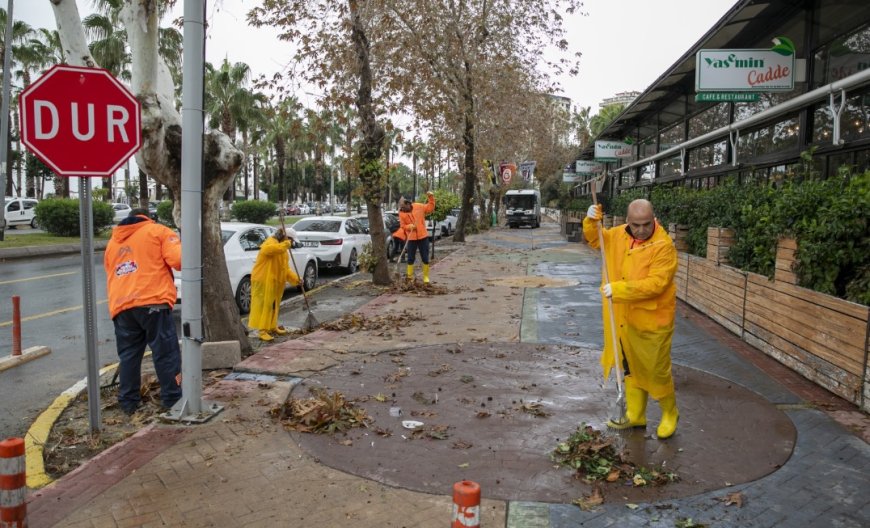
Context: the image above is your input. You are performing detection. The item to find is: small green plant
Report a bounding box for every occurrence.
[156,200,175,227]
[34,199,114,236]
[232,200,278,224]
[357,242,377,273]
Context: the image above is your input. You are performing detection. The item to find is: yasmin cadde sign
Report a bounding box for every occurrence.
[696,37,796,92]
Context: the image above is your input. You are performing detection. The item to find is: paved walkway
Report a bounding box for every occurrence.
[25,222,870,527]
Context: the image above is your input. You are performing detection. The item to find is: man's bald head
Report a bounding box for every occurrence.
[626,199,656,241]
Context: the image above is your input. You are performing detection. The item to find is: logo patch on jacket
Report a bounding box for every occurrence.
[115,260,138,276]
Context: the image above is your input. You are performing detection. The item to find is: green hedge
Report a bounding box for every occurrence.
[34,199,114,236]
[232,200,277,224]
[646,170,869,305]
[156,200,175,227]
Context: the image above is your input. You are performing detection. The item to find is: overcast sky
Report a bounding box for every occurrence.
[18,0,737,114]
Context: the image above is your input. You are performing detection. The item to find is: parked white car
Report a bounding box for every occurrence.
[112,203,132,223]
[3,197,39,229]
[174,222,318,314]
[291,215,371,273]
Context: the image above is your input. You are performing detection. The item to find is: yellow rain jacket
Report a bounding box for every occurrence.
[582,218,678,400]
[248,237,300,332]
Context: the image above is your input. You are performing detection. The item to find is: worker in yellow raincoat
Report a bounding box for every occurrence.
[583,199,679,439]
[249,228,300,342]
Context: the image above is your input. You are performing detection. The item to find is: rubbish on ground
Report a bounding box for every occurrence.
[551,423,679,489]
[271,388,371,433]
[402,420,424,429]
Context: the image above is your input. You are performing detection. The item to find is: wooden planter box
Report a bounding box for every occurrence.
[676,233,870,411]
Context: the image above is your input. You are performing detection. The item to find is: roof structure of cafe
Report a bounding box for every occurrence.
[575,0,870,198]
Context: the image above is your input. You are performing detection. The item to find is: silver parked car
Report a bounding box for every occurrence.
[291,215,371,273]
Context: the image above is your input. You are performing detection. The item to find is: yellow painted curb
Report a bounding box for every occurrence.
[25,361,123,489]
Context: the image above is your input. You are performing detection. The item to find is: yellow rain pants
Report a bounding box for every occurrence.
[248,237,300,332]
[582,218,678,400]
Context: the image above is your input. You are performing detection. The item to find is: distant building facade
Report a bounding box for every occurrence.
[599,91,640,109]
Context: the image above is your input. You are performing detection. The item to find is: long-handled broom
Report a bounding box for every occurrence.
[590,175,629,427]
[280,212,319,331]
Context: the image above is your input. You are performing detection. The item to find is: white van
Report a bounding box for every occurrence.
[4,197,39,229]
[504,189,541,228]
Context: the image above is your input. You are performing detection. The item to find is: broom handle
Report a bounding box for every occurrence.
[591,179,625,394]
[280,212,313,311]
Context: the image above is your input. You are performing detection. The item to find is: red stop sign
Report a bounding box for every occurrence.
[19,65,141,178]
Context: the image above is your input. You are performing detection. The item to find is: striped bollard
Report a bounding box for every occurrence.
[0,438,27,528]
[451,480,480,528]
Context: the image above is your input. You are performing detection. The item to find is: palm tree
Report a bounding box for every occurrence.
[590,103,626,139]
[572,106,592,149]
[204,59,261,204]
[0,9,35,197]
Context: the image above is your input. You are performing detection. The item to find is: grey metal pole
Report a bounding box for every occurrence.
[78,177,101,432]
[329,167,334,213]
[165,0,221,422]
[0,0,14,242]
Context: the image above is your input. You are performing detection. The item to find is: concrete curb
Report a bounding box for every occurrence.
[0,240,108,261]
[0,346,51,373]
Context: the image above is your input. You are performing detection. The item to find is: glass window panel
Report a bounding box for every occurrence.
[827,152,855,177]
[688,103,730,137]
[660,154,682,178]
[659,123,684,152]
[738,115,800,160]
[813,88,870,144]
[856,149,870,173]
[813,22,870,87]
[640,162,655,181]
[688,140,728,170]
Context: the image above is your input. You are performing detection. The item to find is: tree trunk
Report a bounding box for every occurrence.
[348,0,390,286]
[454,86,476,243]
[138,168,148,208]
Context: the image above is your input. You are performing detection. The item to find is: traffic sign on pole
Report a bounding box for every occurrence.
[18,65,142,433]
[19,64,141,178]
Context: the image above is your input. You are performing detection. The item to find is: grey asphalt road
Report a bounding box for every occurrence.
[0,252,340,439]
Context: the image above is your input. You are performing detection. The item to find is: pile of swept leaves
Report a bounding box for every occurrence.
[387,280,455,296]
[321,309,423,332]
[270,388,371,434]
[552,423,679,487]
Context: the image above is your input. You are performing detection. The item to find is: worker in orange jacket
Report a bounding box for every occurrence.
[583,199,679,439]
[104,208,182,414]
[398,192,435,283]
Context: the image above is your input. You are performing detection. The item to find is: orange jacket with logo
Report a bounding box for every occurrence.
[104,215,182,319]
[399,194,435,241]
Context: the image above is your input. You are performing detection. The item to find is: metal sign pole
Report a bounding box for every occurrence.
[78,177,101,432]
[0,0,14,242]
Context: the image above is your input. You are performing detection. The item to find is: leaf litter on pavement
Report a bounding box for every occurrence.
[271,387,371,434]
[44,370,230,479]
[320,309,424,333]
[551,423,680,510]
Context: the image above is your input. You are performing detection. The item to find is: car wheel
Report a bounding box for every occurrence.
[344,249,358,274]
[386,239,395,260]
[441,225,449,237]
[31,217,39,229]
[235,276,252,314]
[299,261,317,292]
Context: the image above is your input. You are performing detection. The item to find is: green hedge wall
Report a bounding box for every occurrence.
[34,199,114,236]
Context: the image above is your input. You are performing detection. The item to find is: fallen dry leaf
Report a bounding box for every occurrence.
[572,488,604,511]
[720,491,744,507]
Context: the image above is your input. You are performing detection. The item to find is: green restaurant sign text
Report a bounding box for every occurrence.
[695,92,760,102]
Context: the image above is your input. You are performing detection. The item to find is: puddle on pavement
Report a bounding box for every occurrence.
[486,276,579,288]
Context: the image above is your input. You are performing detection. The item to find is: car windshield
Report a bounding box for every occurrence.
[293,219,341,233]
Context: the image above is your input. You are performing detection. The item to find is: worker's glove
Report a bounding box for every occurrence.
[407,225,416,232]
[427,191,434,197]
[586,204,602,221]
[601,283,613,298]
